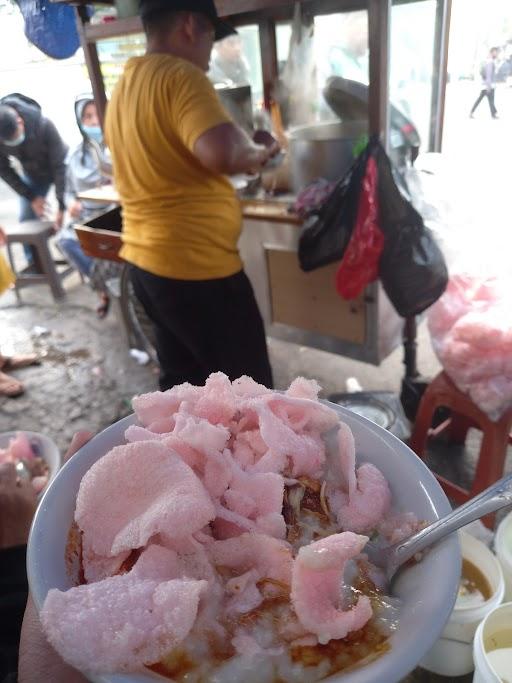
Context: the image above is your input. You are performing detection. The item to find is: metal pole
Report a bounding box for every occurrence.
[75,6,108,128]
[429,0,452,152]
[368,0,391,150]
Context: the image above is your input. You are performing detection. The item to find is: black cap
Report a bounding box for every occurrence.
[0,105,18,142]
[139,0,235,42]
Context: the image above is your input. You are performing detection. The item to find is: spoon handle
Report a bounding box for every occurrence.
[393,472,512,568]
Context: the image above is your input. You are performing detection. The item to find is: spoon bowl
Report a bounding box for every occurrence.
[366,472,512,585]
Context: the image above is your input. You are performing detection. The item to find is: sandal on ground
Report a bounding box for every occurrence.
[0,371,25,398]
[96,294,111,320]
[0,353,40,371]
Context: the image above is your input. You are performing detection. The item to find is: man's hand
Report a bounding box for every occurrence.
[68,200,83,220]
[30,196,50,219]
[54,209,64,232]
[18,431,93,683]
[0,462,37,549]
[194,122,281,177]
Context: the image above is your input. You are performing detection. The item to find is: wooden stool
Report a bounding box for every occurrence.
[6,221,76,302]
[409,371,512,526]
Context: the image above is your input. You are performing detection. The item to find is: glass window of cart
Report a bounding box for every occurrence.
[208,25,264,131]
[275,11,369,127]
[390,0,437,152]
[97,34,146,98]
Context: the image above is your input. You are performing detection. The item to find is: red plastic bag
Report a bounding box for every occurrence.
[335,156,384,299]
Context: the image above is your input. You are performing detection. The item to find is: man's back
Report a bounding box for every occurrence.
[105,53,242,281]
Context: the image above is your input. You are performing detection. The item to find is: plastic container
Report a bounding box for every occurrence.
[0,430,61,499]
[473,601,512,683]
[420,532,505,677]
[495,511,512,602]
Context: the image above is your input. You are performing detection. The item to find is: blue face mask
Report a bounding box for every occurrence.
[3,130,25,147]
[82,125,103,143]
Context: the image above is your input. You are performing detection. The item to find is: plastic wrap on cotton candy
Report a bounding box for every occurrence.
[428,273,512,420]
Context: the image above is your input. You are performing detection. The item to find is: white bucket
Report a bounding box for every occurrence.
[420,532,505,677]
[495,511,512,603]
[473,601,512,683]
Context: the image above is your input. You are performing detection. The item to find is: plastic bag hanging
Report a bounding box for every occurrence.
[335,154,384,299]
[298,143,370,272]
[375,142,448,317]
[15,0,80,60]
[279,3,317,127]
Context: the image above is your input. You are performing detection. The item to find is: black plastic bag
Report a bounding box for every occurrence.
[297,144,370,272]
[375,144,448,317]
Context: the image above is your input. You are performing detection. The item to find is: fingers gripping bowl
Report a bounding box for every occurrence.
[28,376,460,683]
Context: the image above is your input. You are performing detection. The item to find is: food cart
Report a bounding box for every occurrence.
[58,0,452,378]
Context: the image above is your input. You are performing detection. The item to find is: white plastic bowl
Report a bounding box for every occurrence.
[0,430,61,497]
[27,404,461,683]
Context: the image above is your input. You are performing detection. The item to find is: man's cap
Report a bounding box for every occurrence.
[139,0,236,42]
[0,105,18,142]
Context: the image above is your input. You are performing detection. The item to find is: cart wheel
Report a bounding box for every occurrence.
[119,265,158,364]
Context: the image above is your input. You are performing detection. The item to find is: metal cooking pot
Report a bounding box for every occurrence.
[288,120,367,193]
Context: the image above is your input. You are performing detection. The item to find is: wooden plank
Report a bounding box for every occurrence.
[241,199,301,224]
[266,248,366,343]
[75,6,108,127]
[368,0,390,143]
[84,15,142,42]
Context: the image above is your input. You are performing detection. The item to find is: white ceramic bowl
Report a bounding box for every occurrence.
[27,405,461,683]
[0,430,61,497]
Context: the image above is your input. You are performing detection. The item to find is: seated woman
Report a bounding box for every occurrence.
[56,96,119,318]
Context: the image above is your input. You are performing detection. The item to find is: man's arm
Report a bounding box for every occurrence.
[43,119,68,211]
[193,122,277,176]
[0,153,35,201]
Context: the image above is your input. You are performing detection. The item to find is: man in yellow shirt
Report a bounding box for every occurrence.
[105,0,277,390]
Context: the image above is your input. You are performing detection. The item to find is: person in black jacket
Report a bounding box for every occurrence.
[0,94,68,268]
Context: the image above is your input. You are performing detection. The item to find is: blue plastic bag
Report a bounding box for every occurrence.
[15,0,80,60]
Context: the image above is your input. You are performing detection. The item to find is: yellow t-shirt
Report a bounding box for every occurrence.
[104,54,243,280]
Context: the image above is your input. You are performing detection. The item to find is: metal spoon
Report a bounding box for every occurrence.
[15,460,32,482]
[365,472,512,584]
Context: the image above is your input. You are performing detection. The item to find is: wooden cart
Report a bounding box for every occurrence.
[60,0,452,405]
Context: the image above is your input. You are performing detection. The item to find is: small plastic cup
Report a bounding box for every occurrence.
[420,532,505,677]
[495,511,512,603]
[473,601,512,683]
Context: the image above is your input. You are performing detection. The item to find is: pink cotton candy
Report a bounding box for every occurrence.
[429,274,512,420]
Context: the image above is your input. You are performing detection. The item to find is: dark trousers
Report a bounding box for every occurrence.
[470,88,497,117]
[130,265,273,391]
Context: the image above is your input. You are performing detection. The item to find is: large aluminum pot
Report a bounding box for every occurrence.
[288,120,367,193]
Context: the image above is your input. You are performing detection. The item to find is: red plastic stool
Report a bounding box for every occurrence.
[409,372,512,527]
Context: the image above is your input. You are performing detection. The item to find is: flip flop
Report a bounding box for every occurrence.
[0,371,25,398]
[96,294,111,320]
[1,353,40,371]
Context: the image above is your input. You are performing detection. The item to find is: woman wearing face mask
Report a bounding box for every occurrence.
[56,97,119,318]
